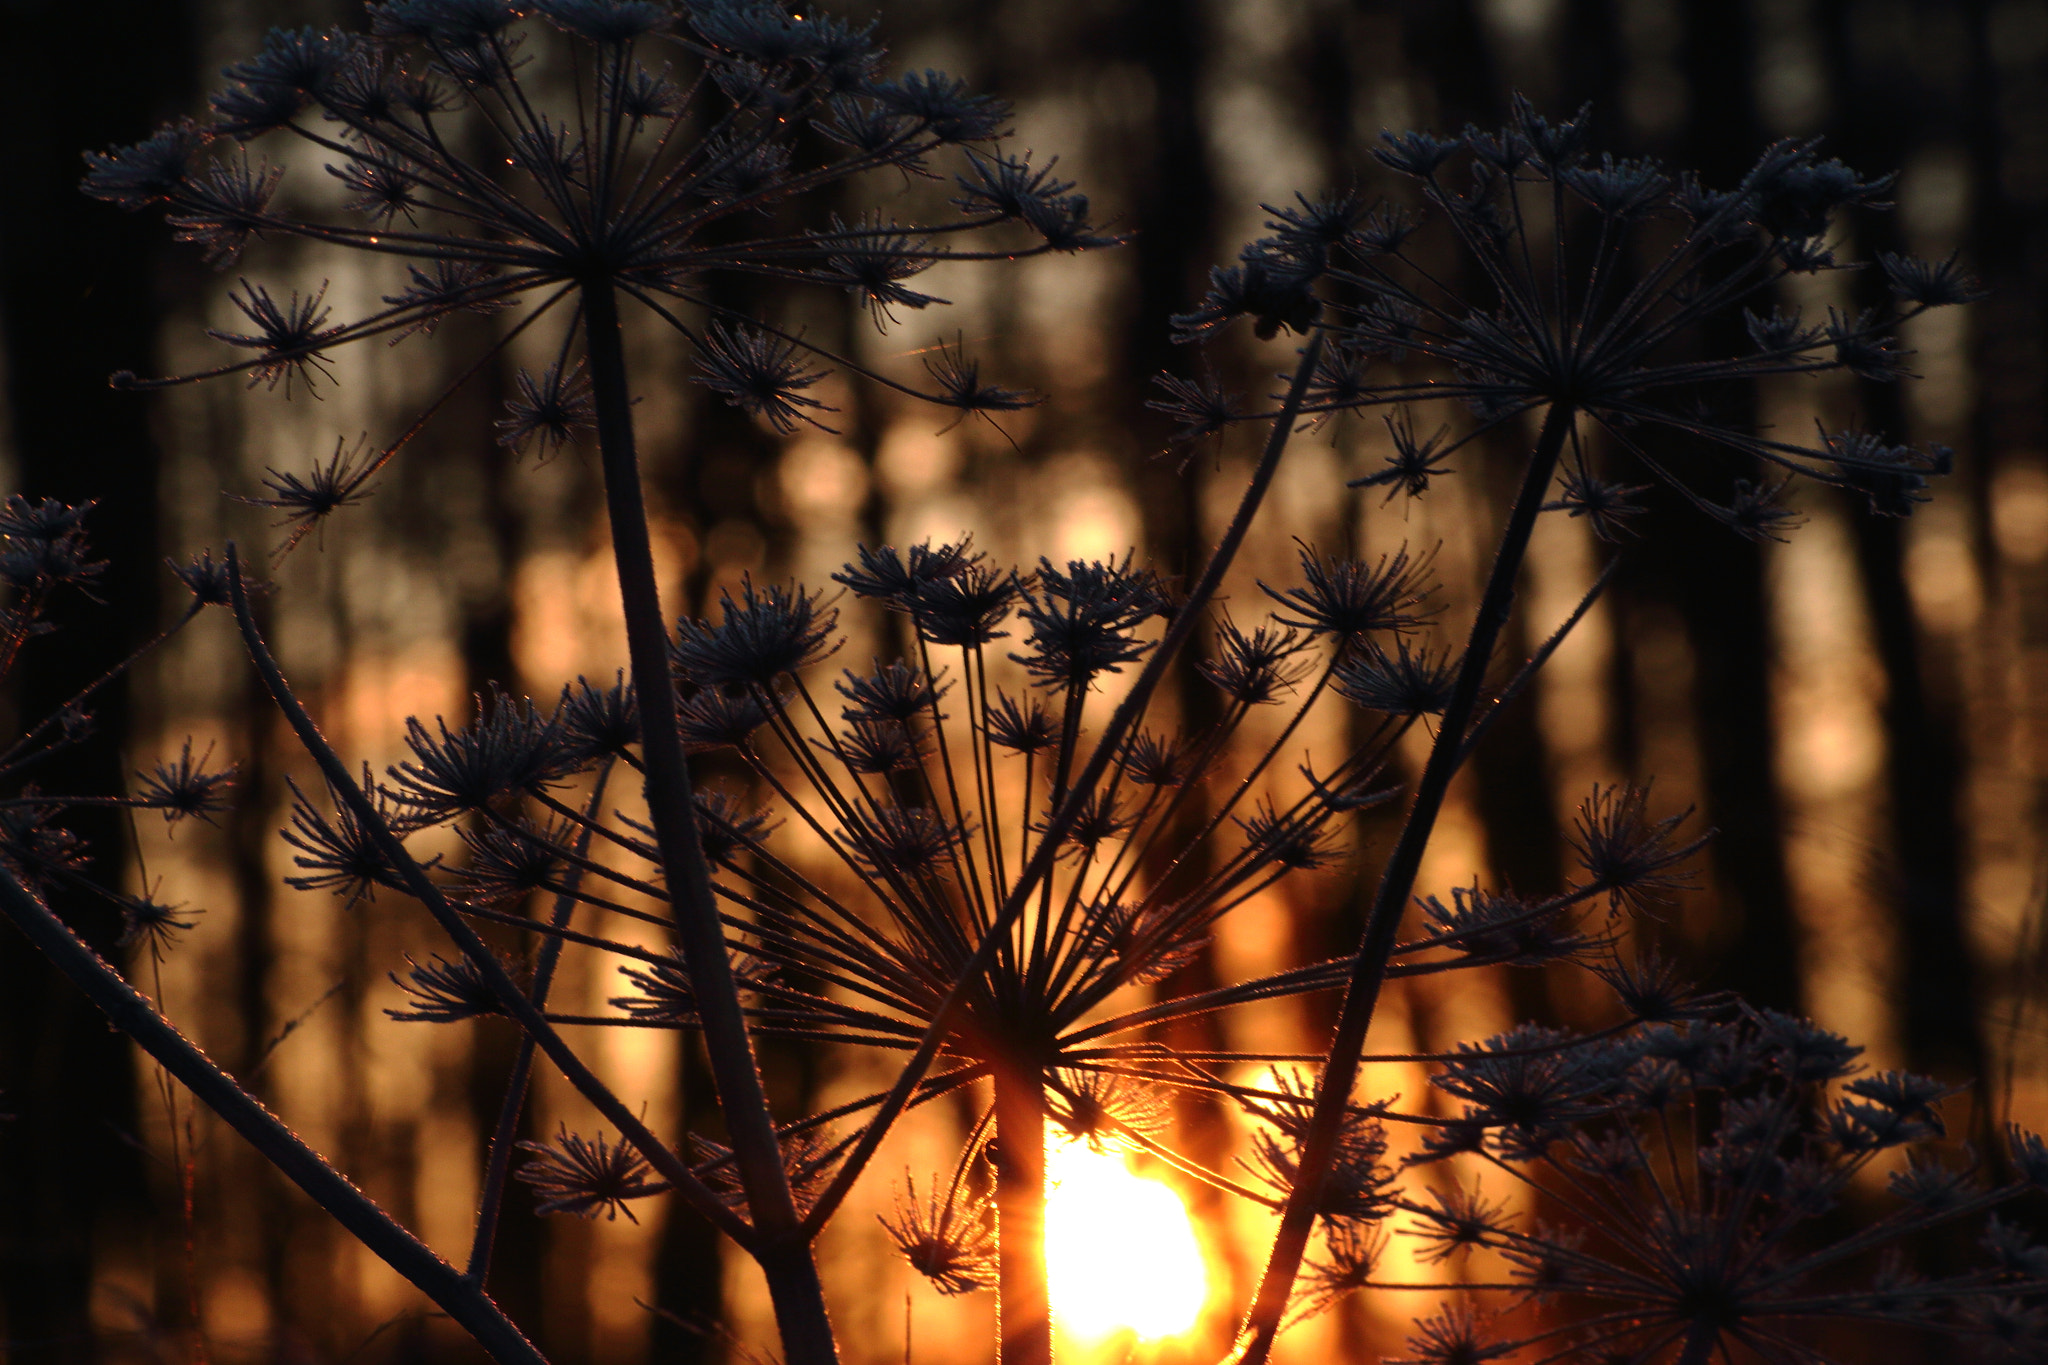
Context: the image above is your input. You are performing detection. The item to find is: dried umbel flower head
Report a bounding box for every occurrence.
[117,890,203,958]
[1159,96,1971,535]
[1168,105,1987,1365]
[333,530,1707,1343]
[87,0,1110,546]
[133,740,237,826]
[387,950,523,1022]
[1341,1014,2048,1363]
[879,1171,997,1295]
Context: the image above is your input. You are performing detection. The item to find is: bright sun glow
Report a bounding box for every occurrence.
[1044,1135,1208,1344]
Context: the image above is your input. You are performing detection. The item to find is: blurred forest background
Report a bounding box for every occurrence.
[5,0,2048,1363]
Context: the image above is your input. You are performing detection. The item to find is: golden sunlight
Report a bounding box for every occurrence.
[1044,1135,1208,1345]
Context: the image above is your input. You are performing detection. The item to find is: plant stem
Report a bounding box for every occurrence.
[579,279,838,1365]
[467,762,612,1284]
[0,864,552,1365]
[994,1059,1050,1365]
[225,549,751,1248]
[1234,400,1576,1365]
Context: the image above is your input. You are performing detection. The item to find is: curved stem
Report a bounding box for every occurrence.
[225,549,751,1248]
[580,279,838,1365]
[0,865,550,1365]
[1234,400,1577,1364]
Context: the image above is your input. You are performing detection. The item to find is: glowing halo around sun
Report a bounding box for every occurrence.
[1043,1134,1208,1345]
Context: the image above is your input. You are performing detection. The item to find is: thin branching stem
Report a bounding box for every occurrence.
[466,761,612,1284]
[1237,398,1577,1364]
[223,547,754,1248]
[0,864,552,1365]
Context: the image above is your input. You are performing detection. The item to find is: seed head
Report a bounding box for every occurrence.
[1262,543,1436,647]
[673,578,839,688]
[387,951,522,1022]
[880,1173,997,1295]
[516,1127,662,1221]
[134,741,236,825]
[695,323,833,434]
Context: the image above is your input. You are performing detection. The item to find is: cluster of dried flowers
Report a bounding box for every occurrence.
[83,0,1099,549]
[2,7,2042,1365]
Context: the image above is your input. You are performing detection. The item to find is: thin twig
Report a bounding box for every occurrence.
[1235,399,1577,1365]
[466,761,613,1284]
[223,546,756,1250]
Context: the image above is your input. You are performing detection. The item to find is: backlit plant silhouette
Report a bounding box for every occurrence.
[5,11,2044,1363]
[69,0,1106,1359]
[1147,94,1993,1365]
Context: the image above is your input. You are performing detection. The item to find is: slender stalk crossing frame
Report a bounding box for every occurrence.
[0,864,551,1365]
[1233,400,1576,1364]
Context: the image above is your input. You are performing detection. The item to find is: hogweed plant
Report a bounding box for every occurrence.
[5,9,2045,1362]
[69,0,1108,1360]
[1146,95,2005,1365]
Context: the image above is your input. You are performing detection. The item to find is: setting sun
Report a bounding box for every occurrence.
[1044,1136,1208,1345]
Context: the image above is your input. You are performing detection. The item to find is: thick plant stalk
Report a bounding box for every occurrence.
[1235,401,1577,1365]
[0,865,552,1365]
[579,280,838,1365]
[993,1060,1051,1365]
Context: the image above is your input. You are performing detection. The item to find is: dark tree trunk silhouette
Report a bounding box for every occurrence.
[1818,0,1990,1090]
[0,2,194,1359]
[1626,0,1804,1012]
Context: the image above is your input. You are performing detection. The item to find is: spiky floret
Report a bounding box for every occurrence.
[133,740,236,824]
[673,578,840,689]
[515,1127,663,1221]
[387,691,577,819]
[387,951,524,1022]
[879,1173,998,1295]
[1568,784,1706,912]
[280,769,421,904]
[1261,543,1437,646]
[1012,554,1165,687]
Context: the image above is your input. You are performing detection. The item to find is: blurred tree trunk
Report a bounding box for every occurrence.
[1817,0,1989,1088]
[1961,0,2048,1130]
[0,1,196,1360]
[1102,0,1246,1332]
[1402,0,1503,127]
[1620,0,1804,1013]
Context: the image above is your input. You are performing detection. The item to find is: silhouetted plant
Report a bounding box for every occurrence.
[4,18,2040,1364]
[1147,94,2006,1365]
[59,0,1107,1359]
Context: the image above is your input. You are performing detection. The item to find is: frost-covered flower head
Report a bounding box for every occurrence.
[1160,96,1975,537]
[342,537,1713,1291]
[86,0,1103,534]
[1334,1012,2048,1363]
